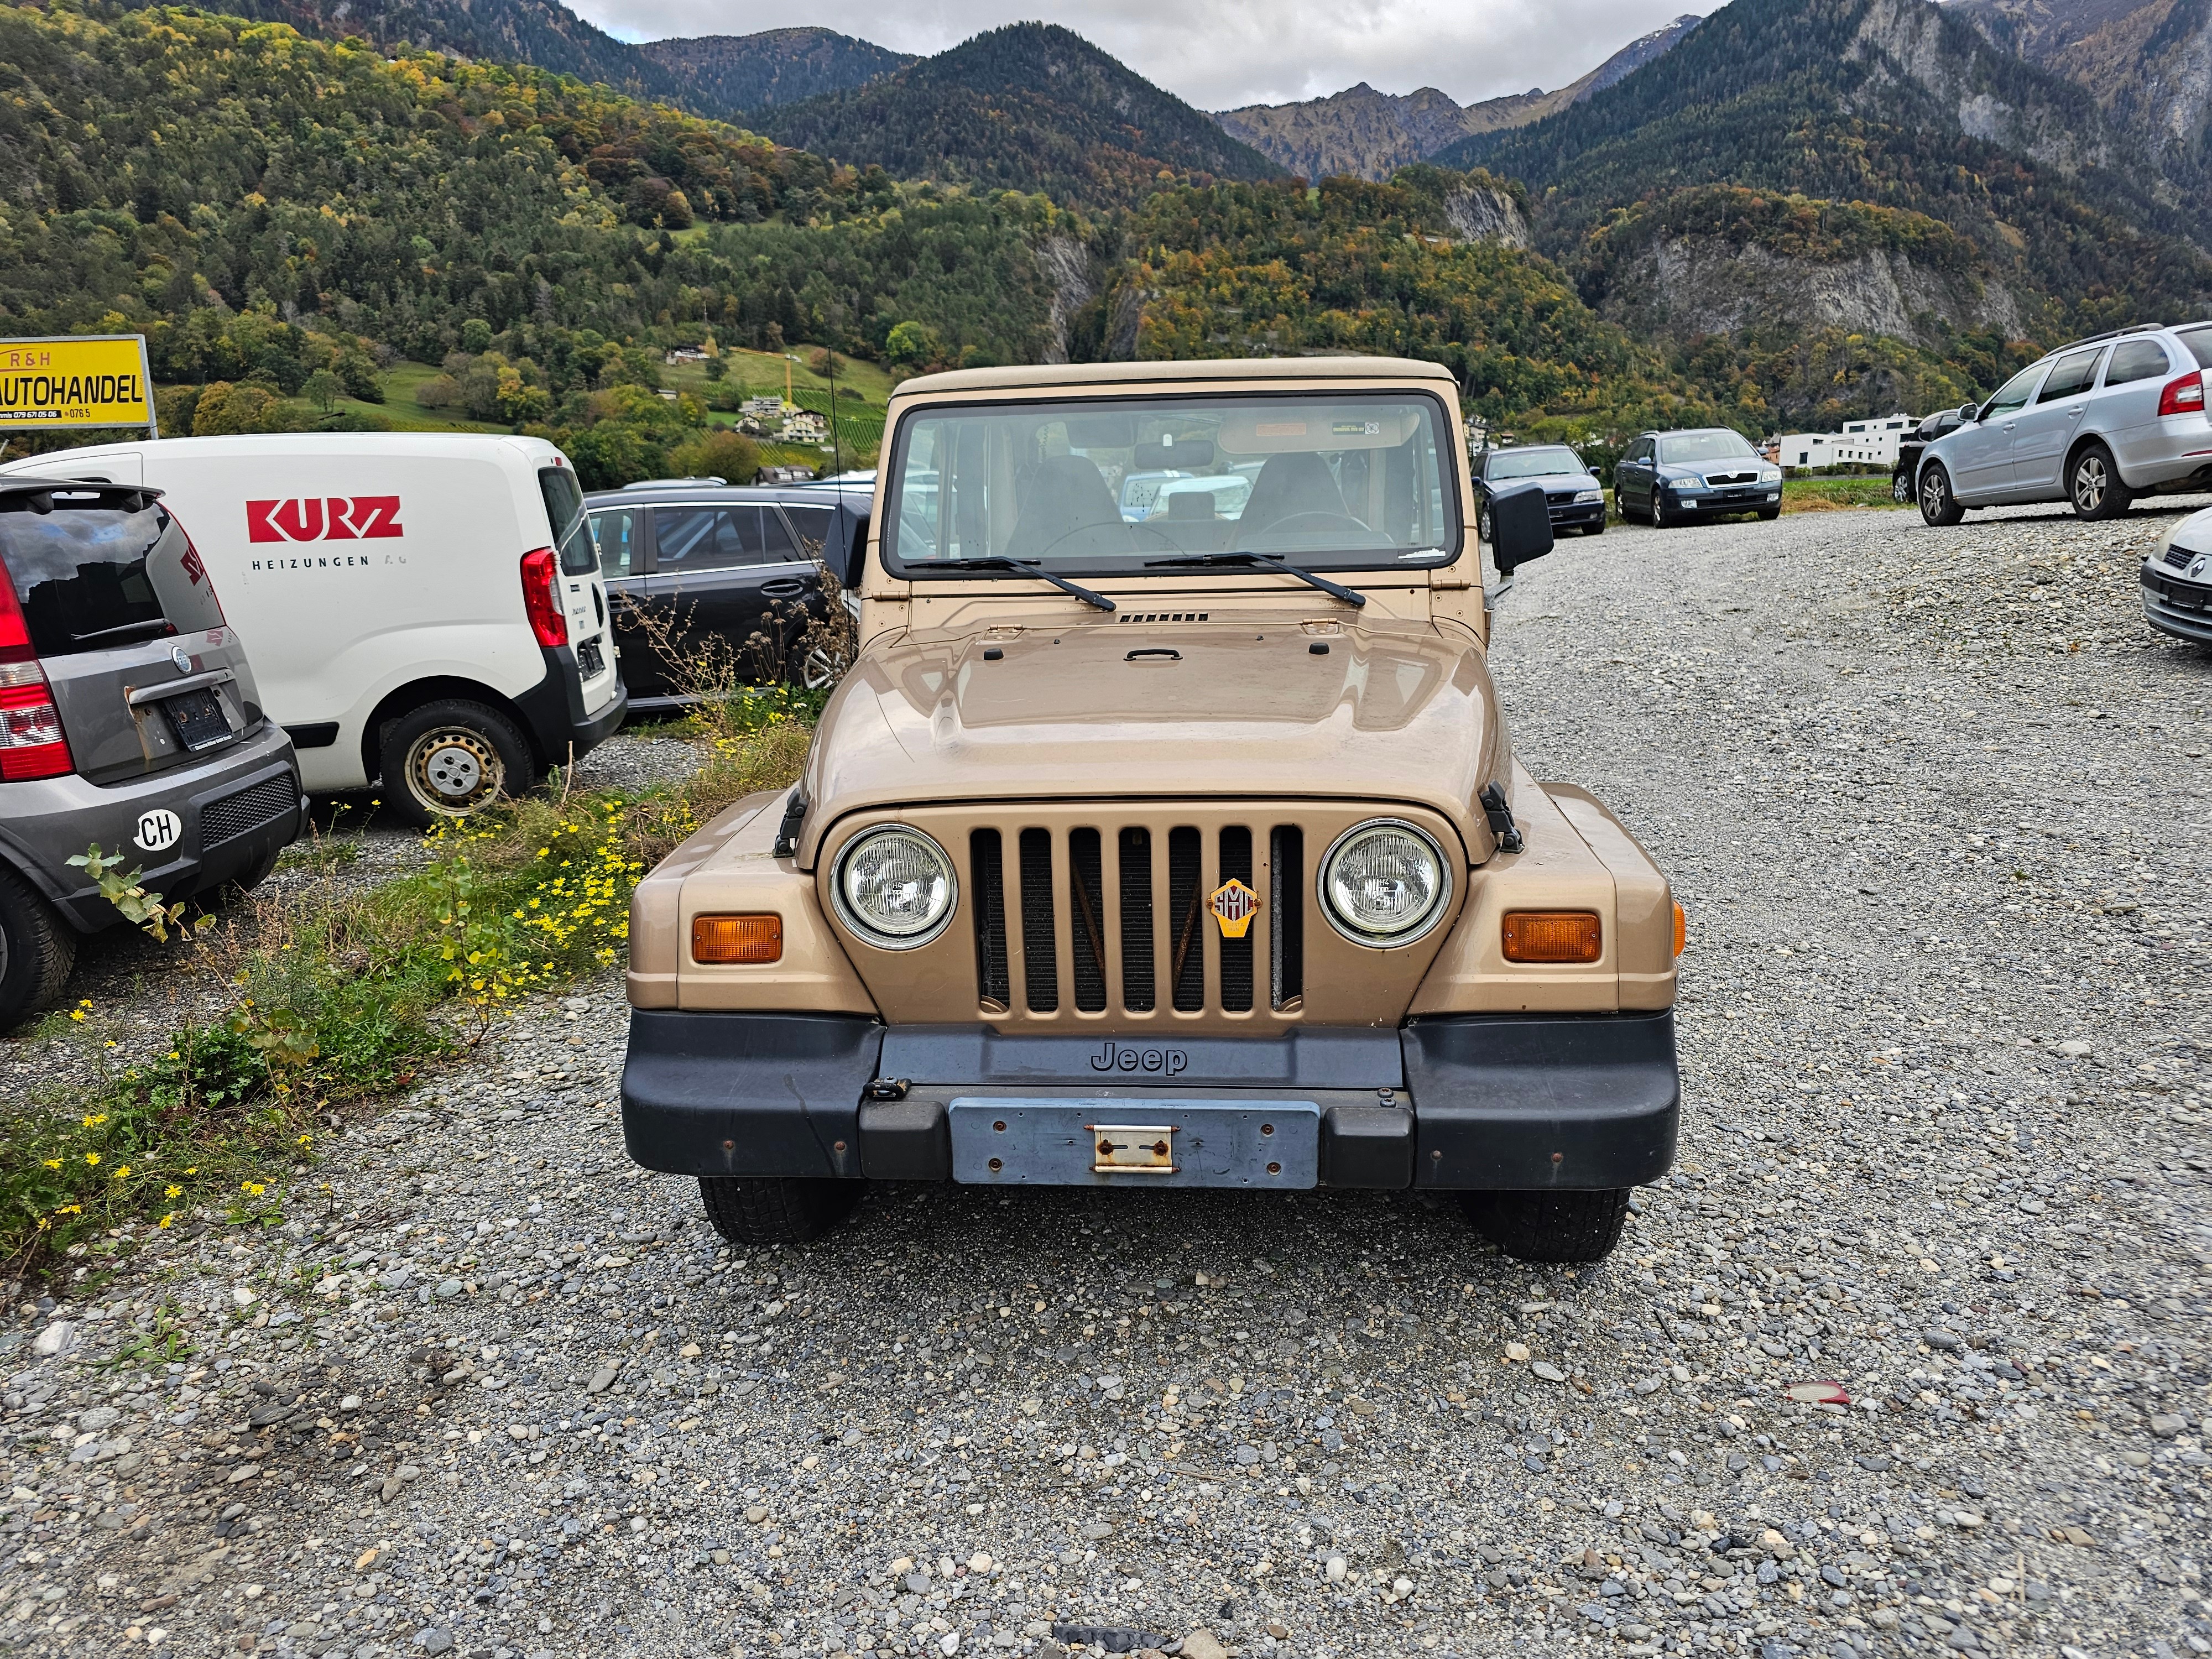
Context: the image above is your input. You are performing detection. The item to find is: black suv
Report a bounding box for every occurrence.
[1890,407,1971,503]
[582,482,865,713]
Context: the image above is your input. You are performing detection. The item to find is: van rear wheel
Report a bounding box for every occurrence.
[0,865,77,1035]
[380,700,533,827]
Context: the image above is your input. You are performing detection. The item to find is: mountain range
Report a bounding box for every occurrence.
[1215,17,1703,183]
[41,0,2212,441]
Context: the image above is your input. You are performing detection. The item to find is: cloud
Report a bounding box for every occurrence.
[573,0,1703,112]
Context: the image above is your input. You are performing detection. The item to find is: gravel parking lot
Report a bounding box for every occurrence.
[3,502,2207,1659]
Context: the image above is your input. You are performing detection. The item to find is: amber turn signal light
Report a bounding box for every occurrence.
[1501,910,1602,963]
[1673,900,1687,957]
[691,913,782,964]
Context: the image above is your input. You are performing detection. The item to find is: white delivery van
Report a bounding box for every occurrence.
[0,435,627,824]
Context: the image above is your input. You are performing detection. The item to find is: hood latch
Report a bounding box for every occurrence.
[1480,782,1524,855]
[771,788,807,859]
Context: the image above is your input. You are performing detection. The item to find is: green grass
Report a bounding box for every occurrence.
[0,702,815,1279]
[1781,474,1907,513]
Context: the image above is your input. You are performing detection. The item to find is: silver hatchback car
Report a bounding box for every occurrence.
[1916,321,2212,524]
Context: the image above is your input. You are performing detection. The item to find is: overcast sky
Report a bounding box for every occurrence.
[571,0,1706,112]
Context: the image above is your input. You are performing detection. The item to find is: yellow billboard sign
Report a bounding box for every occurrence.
[0,336,157,433]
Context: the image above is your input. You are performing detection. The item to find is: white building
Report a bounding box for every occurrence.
[1777,413,1917,470]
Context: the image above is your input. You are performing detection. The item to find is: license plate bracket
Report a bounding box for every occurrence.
[161,686,233,753]
[948,1098,1319,1188]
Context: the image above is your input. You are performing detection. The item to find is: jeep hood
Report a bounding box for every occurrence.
[796,617,1509,866]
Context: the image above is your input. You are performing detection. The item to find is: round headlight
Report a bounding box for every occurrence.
[1318,819,1451,945]
[832,826,957,950]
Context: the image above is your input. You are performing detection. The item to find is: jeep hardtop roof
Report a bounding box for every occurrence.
[893,356,1459,397]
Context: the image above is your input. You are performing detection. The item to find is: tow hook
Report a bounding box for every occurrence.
[864,1078,911,1102]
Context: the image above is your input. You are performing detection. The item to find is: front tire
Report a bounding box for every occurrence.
[699,1176,861,1245]
[0,865,77,1035]
[1651,495,1670,528]
[378,699,534,827]
[1460,1188,1632,1263]
[1890,471,1912,505]
[1918,463,1965,526]
[2069,442,2133,520]
[1757,504,1781,521]
[1584,517,1606,536]
[1477,501,1494,546]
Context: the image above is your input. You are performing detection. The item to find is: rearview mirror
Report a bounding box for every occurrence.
[1488,482,1554,575]
[1131,437,1215,469]
[1067,413,1136,448]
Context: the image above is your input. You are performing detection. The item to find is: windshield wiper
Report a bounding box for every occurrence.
[917,556,1115,612]
[1142,551,1366,607]
[69,618,175,645]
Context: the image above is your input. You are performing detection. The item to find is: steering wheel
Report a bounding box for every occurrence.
[1247,510,1387,546]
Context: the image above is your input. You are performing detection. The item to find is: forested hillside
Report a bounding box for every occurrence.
[640,27,910,114]
[755,23,1283,207]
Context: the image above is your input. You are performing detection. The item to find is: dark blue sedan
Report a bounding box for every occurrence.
[1614,429,1782,526]
[1473,444,1608,541]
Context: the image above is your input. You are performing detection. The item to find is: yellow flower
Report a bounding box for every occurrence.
[113,1165,131,1180]
[41,1158,60,1170]
[81,1113,108,1128]
[165,1184,182,1198]
[69,1008,87,1022]
[84,1152,100,1166]
[158,1213,175,1228]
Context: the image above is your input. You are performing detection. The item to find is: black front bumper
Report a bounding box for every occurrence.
[622,1010,1679,1191]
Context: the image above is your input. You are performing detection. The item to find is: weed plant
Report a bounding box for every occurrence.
[0,694,815,1278]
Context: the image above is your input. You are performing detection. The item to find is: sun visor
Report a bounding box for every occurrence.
[1217,407,1425,452]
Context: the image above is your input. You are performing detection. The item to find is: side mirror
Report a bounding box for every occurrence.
[1488,482,1553,576]
[836,508,870,591]
[1960,402,1980,422]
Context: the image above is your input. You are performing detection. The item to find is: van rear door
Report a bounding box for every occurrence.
[536,467,620,712]
[0,484,258,785]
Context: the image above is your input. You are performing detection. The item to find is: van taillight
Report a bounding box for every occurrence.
[519,547,567,649]
[0,582,72,781]
[2159,371,2205,417]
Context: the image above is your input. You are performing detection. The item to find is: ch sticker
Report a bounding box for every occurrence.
[1208,878,1260,938]
[133,809,182,853]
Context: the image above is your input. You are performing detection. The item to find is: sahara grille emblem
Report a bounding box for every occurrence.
[1209,877,1260,937]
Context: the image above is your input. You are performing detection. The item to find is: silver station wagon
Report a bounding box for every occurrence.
[1916,321,2212,524]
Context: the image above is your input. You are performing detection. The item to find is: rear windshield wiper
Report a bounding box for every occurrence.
[69,618,175,646]
[914,556,1115,612]
[1143,551,1366,607]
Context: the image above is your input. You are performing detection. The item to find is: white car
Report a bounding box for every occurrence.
[0,435,625,823]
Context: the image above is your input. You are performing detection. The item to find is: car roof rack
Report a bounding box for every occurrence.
[2051,322,2167,354]
[620,476,726,489]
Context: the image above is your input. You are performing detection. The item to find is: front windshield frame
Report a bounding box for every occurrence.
[879,388,1465,578]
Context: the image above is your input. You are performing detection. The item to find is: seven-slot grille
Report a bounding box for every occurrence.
[968,821,1307,1018]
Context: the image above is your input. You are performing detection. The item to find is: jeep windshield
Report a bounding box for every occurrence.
[881,392,1459,575]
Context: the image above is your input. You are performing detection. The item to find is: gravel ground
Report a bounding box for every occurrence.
[2,506,2207,1659]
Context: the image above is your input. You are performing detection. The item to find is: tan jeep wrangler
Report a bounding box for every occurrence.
[623,357,1681,1262]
